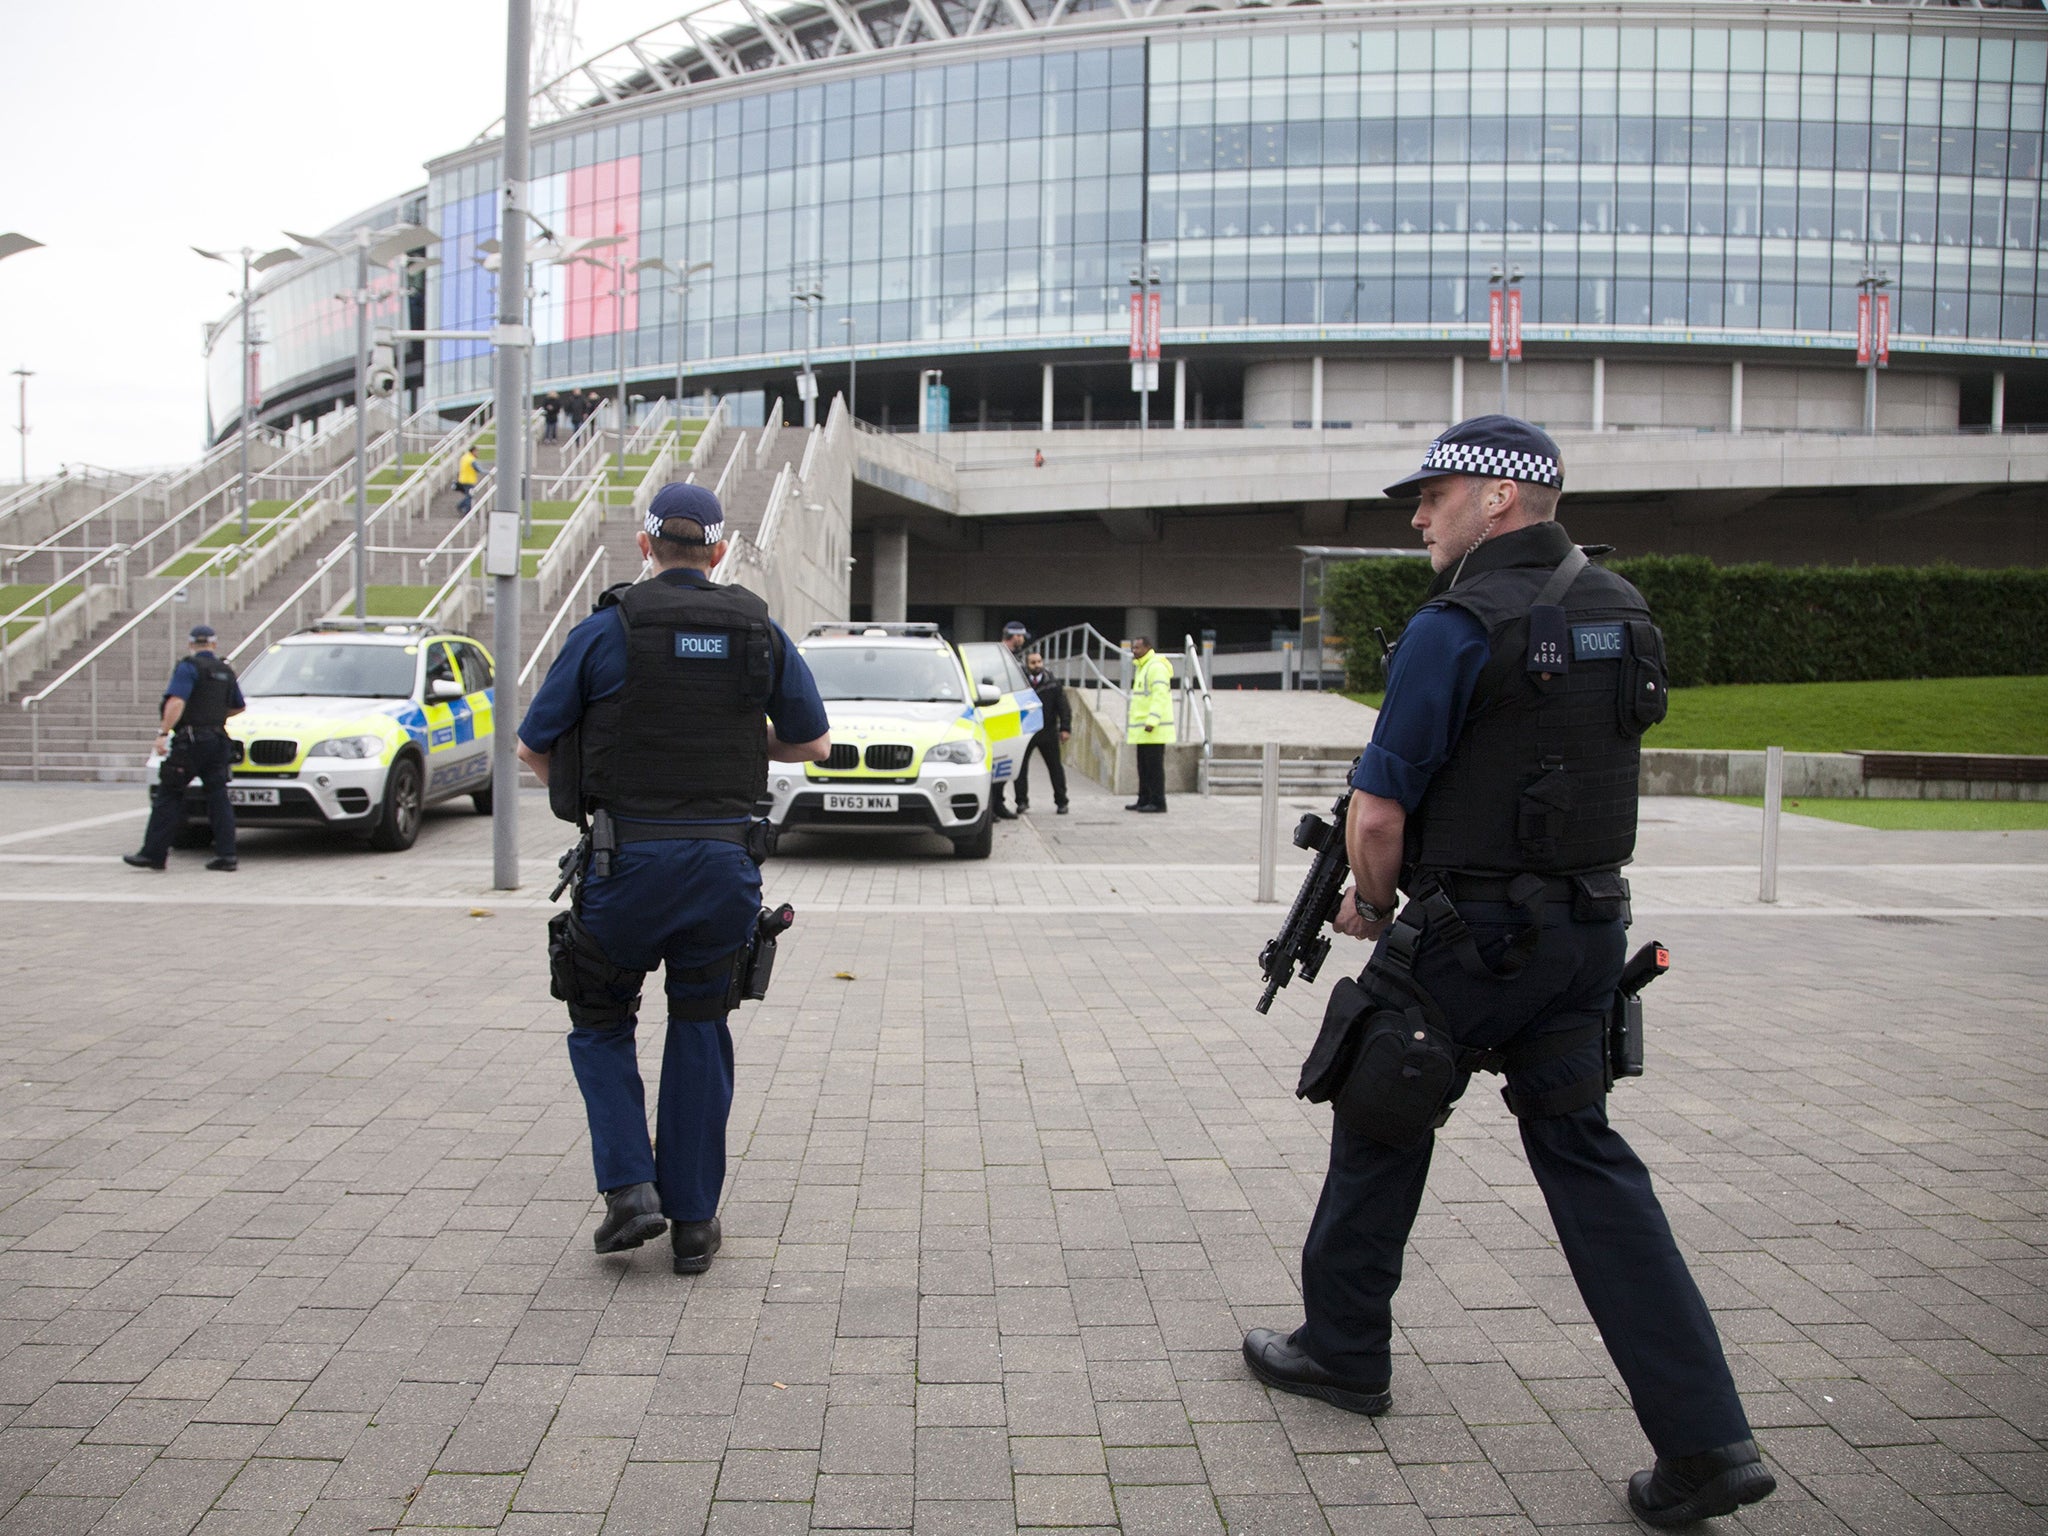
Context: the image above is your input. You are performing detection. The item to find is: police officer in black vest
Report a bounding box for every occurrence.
[1242,418,1775,1527]
[517,483,831,1275]
[125,623,245,872]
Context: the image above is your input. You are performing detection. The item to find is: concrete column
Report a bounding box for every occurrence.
[872,520,909,623]
[1173,359,1186,429]
[1310,356,1324,429]
[1124,606,1159,643]
[1730,360,1744,435]
[1991,370,2006,434]
[1041,363,1054,431]
[952,604,986,643]
[977,396,989,429]
[1083,393,1093,428]
[1591,356,1606,431]
[1450,355,1465,422]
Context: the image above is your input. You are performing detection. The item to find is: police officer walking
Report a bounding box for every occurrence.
[124,623,244,872]
[517,482,831,1275]
[1241,417,1775,1527]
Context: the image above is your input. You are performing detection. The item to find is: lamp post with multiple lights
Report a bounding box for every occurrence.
[2,234,46,484]
[194,244,300,536]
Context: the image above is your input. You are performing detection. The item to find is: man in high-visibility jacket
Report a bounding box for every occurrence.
[455,447,482,515]
[1125,635,1175,813]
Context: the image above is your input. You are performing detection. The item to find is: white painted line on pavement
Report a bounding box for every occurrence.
[0,890,2044,919]
[0,806,149,847]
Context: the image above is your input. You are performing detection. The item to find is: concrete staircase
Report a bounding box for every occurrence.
[1203,743,1356,796]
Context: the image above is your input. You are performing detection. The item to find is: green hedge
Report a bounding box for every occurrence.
[1323,554,2048,690]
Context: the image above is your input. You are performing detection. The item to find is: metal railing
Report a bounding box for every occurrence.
[545,407,610,499]
[521,544,612,689]
[1032,621,1215,785]
[1183,632,1215,794]
[0,464,140,532]
[684,397,728,476]
[755,396,785,470]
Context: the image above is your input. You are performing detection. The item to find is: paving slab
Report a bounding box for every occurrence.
[1,775,2044,1533]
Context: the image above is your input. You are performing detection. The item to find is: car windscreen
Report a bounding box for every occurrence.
[801,646,964,703]
[240,643,418,700]
[959,642,1026,693]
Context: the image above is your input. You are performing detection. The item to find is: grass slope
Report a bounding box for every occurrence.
[1723,796,2048,832]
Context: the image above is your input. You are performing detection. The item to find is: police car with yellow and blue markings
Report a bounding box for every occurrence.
[182,621,497,851]
[764,622,1040,859]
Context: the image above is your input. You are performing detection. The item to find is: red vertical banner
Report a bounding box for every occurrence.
[1144,290,1162,361]
[1506,287,1524,361]
[247,350,263,412]
[1129,293,1144,361]
[1875,292,1891,367]
[1855,292,1872,366]
[1487,289,1504,360]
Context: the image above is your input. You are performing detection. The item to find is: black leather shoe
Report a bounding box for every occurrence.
[992,805,1017,821]
[1136,803,1167,814]
[1627,1440,1776,1527]
[205,857,238,872]
[1056,804,1069,815]
[671,1217,722,1275]
[122,853,166,870]
[1124,801,1145,812]
[593,1182,666,1254]
[1242,1329,1391,1417]
[1015,801,1030,814]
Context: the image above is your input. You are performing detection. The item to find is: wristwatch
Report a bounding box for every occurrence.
[1353,891,1391,924]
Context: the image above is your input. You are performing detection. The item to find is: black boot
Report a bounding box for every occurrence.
[593,1182,666,1253]
[122,853,166,870]
[1241,1329,1391,1417]
[671,1217,723,1275]
[1627,1440,1776,1527]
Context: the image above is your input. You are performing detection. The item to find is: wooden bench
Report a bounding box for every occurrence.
[1857,752,2048,784]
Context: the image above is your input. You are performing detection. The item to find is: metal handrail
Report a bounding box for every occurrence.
[418,543,482,625]
[756,397,785,469]
[1183,631,1215,793]
[520,543,611,688]
[20,544,237,714]
[684,397,727,474]
[415,469,497,577]
[545,409,610,498]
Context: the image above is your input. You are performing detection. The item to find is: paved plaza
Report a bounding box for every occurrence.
[1,774,2044,1535]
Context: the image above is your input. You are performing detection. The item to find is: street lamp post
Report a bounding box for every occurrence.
[195,244,300,536]
[790,268,823,428]
[10,368,29,486]
[840,315,856,423]
[653,259,712,413]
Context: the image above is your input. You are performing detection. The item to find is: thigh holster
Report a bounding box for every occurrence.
[547,910,644,1029]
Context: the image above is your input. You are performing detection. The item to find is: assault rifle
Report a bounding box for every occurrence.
[1255,764,1358,1015]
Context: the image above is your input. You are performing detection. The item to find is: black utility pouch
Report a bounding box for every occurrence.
[1517,763,1573,859]
[1608,992,1645,1083]
[548,722,585,825]
[546,910,575,1002]
[1572,871,1632,924]
[1617,620,1670,737]
[1330,1006,1462,1149]
[1297,976,1374,1104]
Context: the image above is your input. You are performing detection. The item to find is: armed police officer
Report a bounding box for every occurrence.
[1242,417,1775,1527]
[125,623,245,872]
[517,482,831,1275]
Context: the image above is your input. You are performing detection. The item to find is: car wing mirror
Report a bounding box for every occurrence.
[975,682,1002,707]
[429,678,464,701]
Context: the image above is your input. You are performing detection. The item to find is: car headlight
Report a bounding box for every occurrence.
[925,738,985,765]
[307,734,384,760]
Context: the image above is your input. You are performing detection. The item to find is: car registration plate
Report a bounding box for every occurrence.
[823,792,897,813]
[228,786,280,806]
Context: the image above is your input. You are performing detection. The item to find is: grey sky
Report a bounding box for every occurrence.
[1,1,677,480]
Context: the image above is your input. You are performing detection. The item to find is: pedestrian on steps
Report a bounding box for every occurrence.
[455,446,481,515]
[543,392,562,443]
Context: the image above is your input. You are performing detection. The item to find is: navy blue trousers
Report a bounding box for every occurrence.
[1296,899,1752,1458]
[140,730,236,861]
[565,840,759,1222]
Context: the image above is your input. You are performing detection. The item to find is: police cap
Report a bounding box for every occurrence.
[1383,414,1565,498]
[644,481,726,545]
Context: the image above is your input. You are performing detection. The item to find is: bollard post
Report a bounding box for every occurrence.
[1281,640,1294,692]
[1257,742,1280,903]
[1759,744,1784,903]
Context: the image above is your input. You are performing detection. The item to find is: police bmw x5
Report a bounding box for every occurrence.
[765,623,1011,860]
[181,621,496,852]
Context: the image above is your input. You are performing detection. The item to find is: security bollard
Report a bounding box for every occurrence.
[1759,744,1784,903]
[1257,742,1280,904]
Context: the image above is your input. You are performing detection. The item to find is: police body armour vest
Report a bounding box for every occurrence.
[579,575,778,820]
[181,654,238,732]
[1404,522,1669,880]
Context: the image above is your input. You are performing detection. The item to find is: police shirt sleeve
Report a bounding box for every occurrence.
[517,609,628,753]
[163,659,199,703]
[765,622,830,744]
[1350,603,1490,814]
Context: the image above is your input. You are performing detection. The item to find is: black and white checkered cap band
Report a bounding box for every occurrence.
[1419,438,1563,488]
[645,509,725,544]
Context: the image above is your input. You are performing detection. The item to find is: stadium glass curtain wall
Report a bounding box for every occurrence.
[424,18,2047,405]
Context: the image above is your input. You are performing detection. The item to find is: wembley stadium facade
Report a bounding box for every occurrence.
[210,0,2048,443]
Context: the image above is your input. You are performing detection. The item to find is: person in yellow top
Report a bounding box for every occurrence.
[1124,635,1175,813]
[455,446,482,515]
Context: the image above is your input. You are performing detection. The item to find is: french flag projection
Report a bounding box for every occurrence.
[530,155,642,347]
